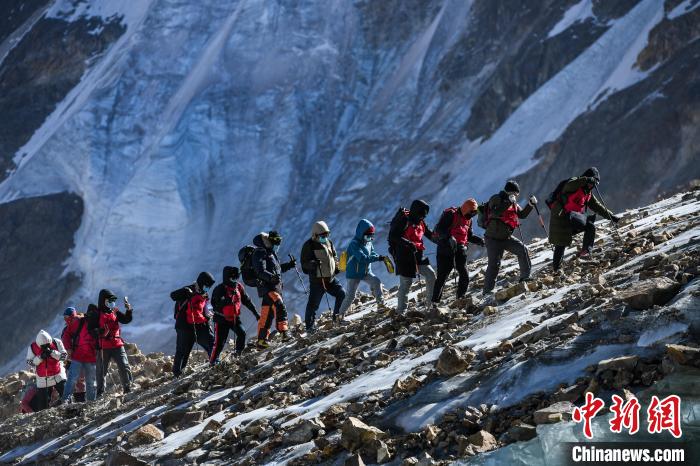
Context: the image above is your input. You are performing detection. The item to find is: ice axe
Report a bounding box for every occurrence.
[288,254,309,296]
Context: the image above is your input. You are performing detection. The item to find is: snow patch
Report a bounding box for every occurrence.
[547,0,595,38]
[668,0,700,19]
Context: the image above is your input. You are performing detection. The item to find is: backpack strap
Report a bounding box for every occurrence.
[72,318,86,351]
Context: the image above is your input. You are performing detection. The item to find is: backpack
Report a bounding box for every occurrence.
[546,178,573,210]
[476,202,490,229]
[338,250,348,272]
[238,245,259,287]
[71,318,86,351]
[387,207,410,254]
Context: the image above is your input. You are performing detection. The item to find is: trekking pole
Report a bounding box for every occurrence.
[317,266,333,314]
[594,185,618,230]
[516,224,533,269]
[415,255,425,307]
[531,199,549,237]
[289,254,309,296]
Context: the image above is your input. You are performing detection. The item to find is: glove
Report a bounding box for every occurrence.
[611,215,620,224]
[40,347,52,359]
[270,275,281,285]
[528,195,538,206]
[288,258,297,268]
[448,236,458,251]
[508,194,517,204]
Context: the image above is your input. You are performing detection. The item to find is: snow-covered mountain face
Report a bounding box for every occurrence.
[0,0,698,370]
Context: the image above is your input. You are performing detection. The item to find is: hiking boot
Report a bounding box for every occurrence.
[577,248,591,258]
[256,339,270,349]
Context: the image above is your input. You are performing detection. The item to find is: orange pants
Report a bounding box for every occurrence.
[257,291,288,340]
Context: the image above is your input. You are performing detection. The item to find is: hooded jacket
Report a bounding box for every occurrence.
[389,200,436,278]
[484,191,533,240]
[434,206,484,256]
[87,289,132,349]
[170,273,214,329]
[26,330,67,388]
[211,266,258,323]
[548,176,614,247]
[301,221,338,281]
[346,219,382,280]
[252,233,295,297]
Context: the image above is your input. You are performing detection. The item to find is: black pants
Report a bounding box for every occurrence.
[553,213,597,270]
[484,236,531,292]
[97,346,133,396]
[210,320,246,363]
[173,323,214,376]
[33,381,65,411]
[433,248,469,303]
[305,278,346,330]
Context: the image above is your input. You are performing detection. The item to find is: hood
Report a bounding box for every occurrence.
[223,266,239,285]
[409,199,430,220]
[197,271,215,289]
[311,221,330,240]
[35,330,53,346]
[253,233,269,249]
[354,219,375,239]
[582,166,600,183]
[98,289,117,311]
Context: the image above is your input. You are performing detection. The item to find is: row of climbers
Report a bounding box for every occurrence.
[23,166,619,406]
[24,290,133,411]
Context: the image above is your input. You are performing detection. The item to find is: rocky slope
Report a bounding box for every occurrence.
[0,189,698,465]
[0,0,699,369]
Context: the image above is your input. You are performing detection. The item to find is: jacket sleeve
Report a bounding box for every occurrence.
[210,285,226,314]
[62,324,74,353]
[587,194,614,219]
[434,210,453,240]
[170,286,193,302]
[26,347,40,367]
[300,241,315,274]
[51,339,67,361]
[488,195,506,218]
[117,309,133,324]
[239,286,258,316]
[423,221,436,244]
[518,203,533,219]
[468,223,485,246]
[253,251,275,282]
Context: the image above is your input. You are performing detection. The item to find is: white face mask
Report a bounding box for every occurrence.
[106,300,117,310]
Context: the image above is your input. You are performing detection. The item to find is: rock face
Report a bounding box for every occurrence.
[618,277,682,310]
[436,346,475,376]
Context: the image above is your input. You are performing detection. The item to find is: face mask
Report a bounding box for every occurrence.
[106,300,116,310]
[228,280,238,288]
[318,236,328,244]
[202,286,211,294]
[272,245,280,253]
[363,235,373,242]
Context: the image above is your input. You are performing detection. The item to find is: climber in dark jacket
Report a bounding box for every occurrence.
[300,220,346,330]
[483,181,535,293]
[209,266,259,364]
[432,198,484,306]
[87,289,133,396]
[170,272,215,376]
[389,199,437,313]
[252,231,296,348]
[548,167,619,270]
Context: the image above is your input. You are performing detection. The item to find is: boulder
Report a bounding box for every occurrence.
[501,423,537,443]
[617,277,681,310]
[284,417,325,445]
[392,375,422,394]
[436,346,475,376]
[341,417,386,451]
[596,355,639,374]
[345,454,366,466]
[467,430,498,452]
[482,305,497,316]
[533,402,574,425]
[665,344,700,367]
[510,322,535,339]
[106,449,148,466]
[128,424,164,446]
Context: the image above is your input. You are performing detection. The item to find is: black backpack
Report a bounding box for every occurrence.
[476,202,490,229]
[387,207,410,254]
[545,178,573,210]
[238,245,259,287]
